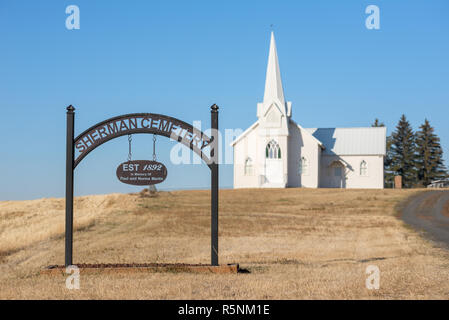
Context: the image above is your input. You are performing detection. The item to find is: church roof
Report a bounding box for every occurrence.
[229,120,259,146]
[290,120,324,148]
[305,127,387,156]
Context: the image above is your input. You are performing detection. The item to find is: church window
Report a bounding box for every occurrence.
[299,157,308,175]
[266,140,281,159]
[360,160,368,176]
[244,157,254,176]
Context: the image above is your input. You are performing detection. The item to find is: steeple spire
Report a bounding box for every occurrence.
[263,32,285,105]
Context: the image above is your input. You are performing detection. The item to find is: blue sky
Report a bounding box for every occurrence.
[1,0,448,200]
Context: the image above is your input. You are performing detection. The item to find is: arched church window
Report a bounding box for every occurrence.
[360,160,368,176]
[265,140,281,159]
[299,157,308,175]
[244,157,254,176]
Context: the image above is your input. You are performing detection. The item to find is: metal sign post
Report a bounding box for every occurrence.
[64,104,220,267]
[210,104,219,266]
[65,105,75,266]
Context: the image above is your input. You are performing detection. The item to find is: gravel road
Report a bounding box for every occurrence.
[402,190,449,247]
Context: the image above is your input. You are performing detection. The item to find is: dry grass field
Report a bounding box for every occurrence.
[1,188,449,299]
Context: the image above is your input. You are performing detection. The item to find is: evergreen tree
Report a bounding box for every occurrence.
[415,119,448,186]
[372,118,385,127]
[371,119,392,187]
[389,115,417,188]
[384,135,395,188]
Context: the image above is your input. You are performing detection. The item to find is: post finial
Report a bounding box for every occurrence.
[67,105,75,112]
[211,104,219,112]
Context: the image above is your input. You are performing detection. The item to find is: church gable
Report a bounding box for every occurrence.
[287,121,322,188]
[264,104,283,128]
[230,121,259,147]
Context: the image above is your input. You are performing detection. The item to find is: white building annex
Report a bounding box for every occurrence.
[231,32,386,189]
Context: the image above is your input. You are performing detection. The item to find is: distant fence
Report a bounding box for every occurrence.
[427,180,449,188]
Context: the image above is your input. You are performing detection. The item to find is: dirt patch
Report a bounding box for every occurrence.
[417,214,434,221]
[443,201,449,218]
[419,192,441,211]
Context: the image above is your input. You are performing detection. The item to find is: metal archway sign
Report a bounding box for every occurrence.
[65,105,219,267]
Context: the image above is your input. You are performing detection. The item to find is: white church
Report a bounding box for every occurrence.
[231,33,386,189]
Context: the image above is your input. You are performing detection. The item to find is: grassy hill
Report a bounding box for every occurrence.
[1,188,449,299]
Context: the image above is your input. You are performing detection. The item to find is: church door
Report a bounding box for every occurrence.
[265,159,283,184]
[330,161,346,188]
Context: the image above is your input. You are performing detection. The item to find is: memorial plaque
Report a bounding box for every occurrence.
[116,160,167,185]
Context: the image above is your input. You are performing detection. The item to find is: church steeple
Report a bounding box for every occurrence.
[263,32,285,106]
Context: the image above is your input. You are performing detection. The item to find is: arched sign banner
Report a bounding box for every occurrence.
[73,113,214,169]
[64,105,219,267]
[116,160,168,186]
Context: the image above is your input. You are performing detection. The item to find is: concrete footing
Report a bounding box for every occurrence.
[41,263,240,275]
